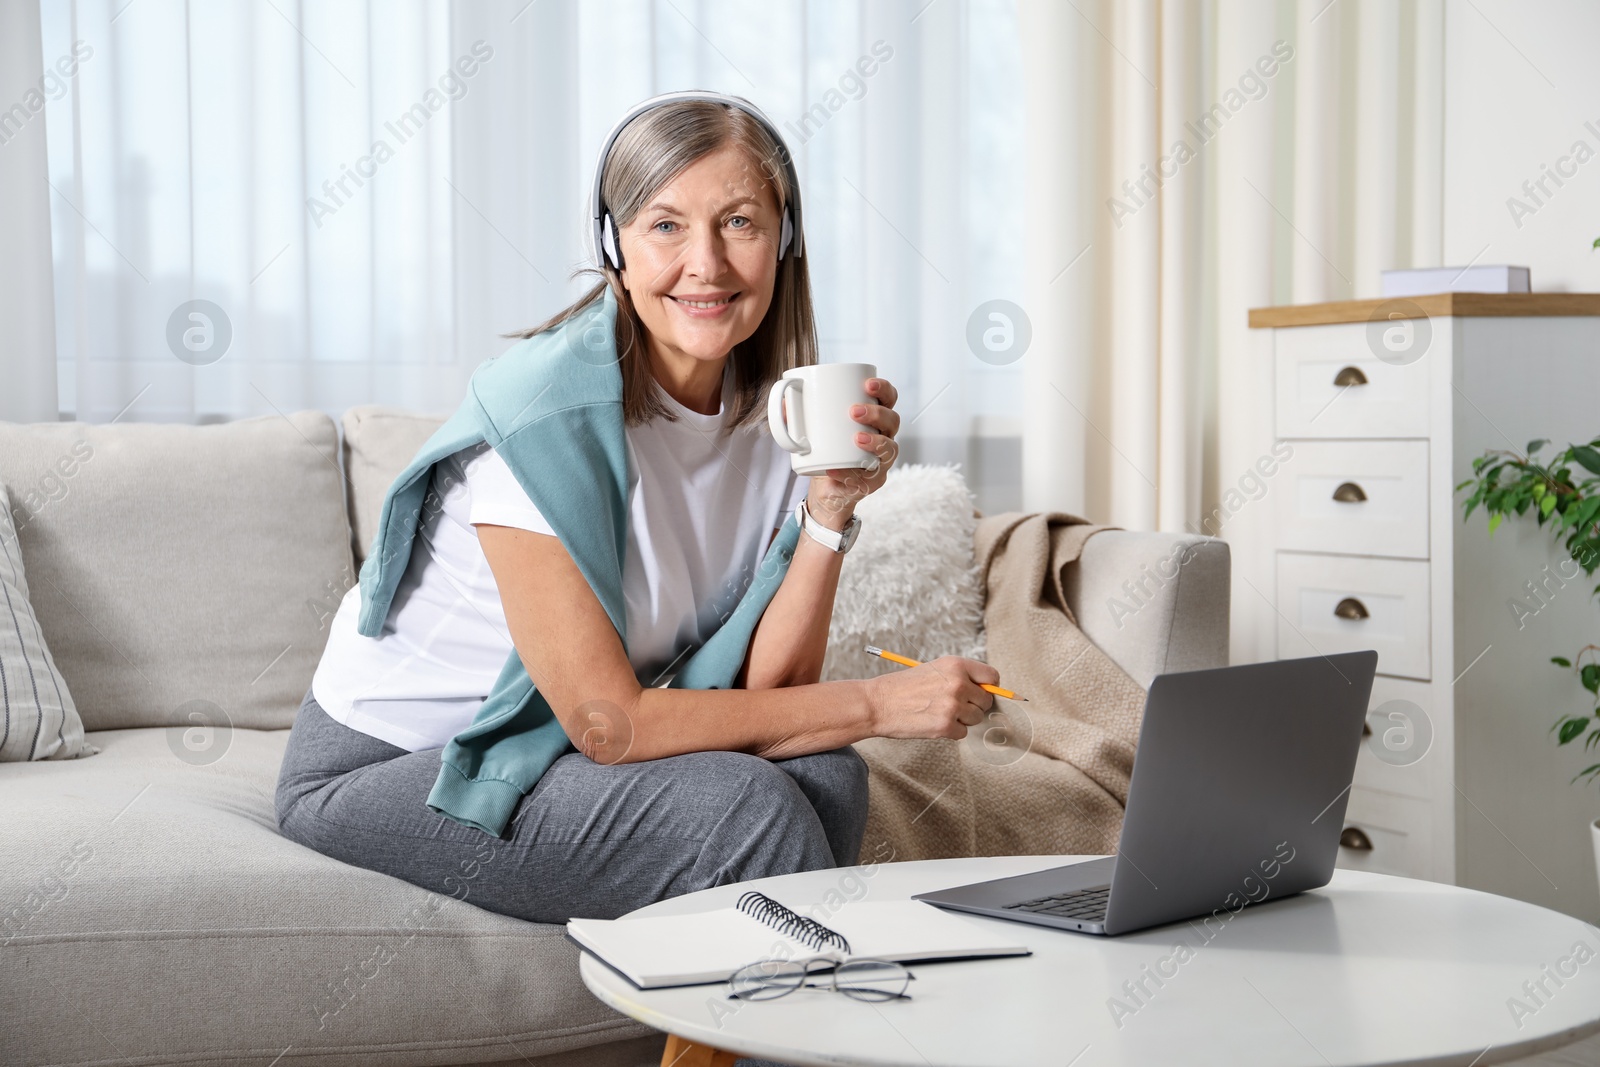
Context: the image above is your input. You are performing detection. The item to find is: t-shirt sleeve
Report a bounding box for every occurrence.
[778,469,807,525]
[465,444,556,536]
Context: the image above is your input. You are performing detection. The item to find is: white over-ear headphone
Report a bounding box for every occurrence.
[590,90,804,272]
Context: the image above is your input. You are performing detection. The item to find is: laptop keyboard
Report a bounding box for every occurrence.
[1003,886,1111,922]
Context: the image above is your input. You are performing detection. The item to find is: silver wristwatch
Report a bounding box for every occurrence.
[795,497,862,554]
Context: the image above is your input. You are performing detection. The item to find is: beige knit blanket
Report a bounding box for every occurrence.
[851,512,1149,863]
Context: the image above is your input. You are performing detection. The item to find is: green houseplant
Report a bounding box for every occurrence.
[1457,439,1600,786]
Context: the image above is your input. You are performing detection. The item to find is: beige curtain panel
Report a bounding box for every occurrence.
[1016,0,1444,662]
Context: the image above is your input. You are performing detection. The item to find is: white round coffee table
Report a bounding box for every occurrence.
[578,855,1600,1067]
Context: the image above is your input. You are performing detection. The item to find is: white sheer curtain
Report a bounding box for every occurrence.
[40,0,457,424]
[1,0,58,423]
[37,0,1028,512]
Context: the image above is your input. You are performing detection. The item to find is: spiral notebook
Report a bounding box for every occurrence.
[566,890,1032,989]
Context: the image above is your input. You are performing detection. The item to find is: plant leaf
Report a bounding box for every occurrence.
[1559,718,1590,744]
[1577,496,1600,534]
[1528,439,1549,455]
[1553,656,1573,667]
[1572,446,1600,477]
[1488,512,1503,536]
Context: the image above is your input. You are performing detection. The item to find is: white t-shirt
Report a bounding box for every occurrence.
[312,361,806,752]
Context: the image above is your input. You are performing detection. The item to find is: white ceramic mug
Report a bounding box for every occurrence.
[766,362,880,476]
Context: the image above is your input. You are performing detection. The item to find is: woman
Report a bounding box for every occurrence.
[274,93,1000,924]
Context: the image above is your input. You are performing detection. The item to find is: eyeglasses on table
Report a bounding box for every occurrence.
[726,954,915,1002]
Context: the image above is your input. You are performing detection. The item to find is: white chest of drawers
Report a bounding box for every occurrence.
[1240,294,1600,922]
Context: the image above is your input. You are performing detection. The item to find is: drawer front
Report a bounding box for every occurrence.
[1354,676,1435,800]
[1334,786,1433,879]
[1274,324,1430,438]
[1275,440,1430,559]
[1275,553,1431,680]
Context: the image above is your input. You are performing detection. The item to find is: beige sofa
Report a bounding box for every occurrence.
[0,408,1230,1067]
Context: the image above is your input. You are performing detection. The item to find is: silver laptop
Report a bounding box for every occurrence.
[913,651,1378,936]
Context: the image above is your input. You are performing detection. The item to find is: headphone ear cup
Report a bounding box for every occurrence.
[778,208,793,261]
[601,214,624,270]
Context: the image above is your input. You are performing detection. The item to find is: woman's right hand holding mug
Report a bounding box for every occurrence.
[864,656,1000,740]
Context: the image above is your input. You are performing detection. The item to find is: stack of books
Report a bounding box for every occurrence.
[1379,265,1530,297]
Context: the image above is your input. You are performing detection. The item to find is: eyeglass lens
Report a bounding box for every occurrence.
[832,959,911,1001]
[729,959,807,1001]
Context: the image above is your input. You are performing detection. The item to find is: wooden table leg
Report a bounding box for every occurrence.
[661,1033,741,1066]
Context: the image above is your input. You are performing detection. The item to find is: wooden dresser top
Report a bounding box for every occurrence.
[1248,292,1600,328]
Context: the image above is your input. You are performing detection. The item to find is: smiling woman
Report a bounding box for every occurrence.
[274,92,1001,929]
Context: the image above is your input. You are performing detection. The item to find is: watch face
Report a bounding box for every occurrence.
[839,515,861,551]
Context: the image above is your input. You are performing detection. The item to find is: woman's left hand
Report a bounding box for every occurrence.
[808,376,900,526]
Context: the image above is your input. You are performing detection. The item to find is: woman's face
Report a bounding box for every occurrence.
[617,143,782,368]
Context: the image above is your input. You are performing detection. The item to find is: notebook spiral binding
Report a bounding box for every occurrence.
[735,890,852,954]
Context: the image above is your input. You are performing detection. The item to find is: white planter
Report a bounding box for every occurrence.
[1594,819,1600,894]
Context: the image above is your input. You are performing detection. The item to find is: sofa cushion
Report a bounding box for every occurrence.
[342,407,447,567]
[0,414,354,732]
[0,483,97,762]
[0,726,658,1065]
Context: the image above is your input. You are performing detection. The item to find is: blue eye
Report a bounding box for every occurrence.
[652,220,677,234]
[728,216,750,229]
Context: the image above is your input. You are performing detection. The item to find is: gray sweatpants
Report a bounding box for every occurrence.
[274,687,870,925]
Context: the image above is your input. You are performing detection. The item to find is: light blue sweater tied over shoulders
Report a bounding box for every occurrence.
[354,285,801,837]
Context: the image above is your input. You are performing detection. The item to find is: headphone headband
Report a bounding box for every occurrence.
[590,90,804,271]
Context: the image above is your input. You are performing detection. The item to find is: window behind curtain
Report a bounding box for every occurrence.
[41,0,1025,512]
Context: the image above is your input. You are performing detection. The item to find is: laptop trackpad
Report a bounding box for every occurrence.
[916,857,1116,908]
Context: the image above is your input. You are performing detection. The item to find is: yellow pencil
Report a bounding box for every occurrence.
[864,645,1028,701]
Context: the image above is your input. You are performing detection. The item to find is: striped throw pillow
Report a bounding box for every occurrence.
[0,483,96,761]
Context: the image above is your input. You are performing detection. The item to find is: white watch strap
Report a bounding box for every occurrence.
[796,498,857,553]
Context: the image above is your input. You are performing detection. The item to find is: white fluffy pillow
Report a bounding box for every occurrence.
[820,463,987,682]
[0,483,97,761]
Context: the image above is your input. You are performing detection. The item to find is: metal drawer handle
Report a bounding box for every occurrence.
[1332,482,1367,503]
[1340,827,1374,851]
[1334,597,1369,620]
[1333,366,1369,386]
